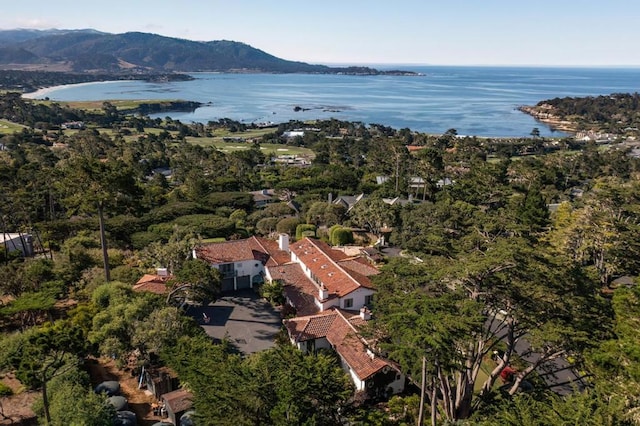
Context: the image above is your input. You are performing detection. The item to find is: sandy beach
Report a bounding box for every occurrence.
[22,80,121,99]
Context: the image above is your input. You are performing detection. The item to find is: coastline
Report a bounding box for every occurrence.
[517,105,577,133]
[22,80,126,99]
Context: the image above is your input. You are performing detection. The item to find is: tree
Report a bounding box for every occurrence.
[250,344,354,425]
[56,155,139,282]
[41,366,115,426]
[276,217,302,237]
[163,336,353,425]
[349,196,396,242]
[587,285,640,423]
[517,185,550,234]
[371,236,605,422]
[0,320,89,424]
[530,127,541,139]
[131,306,189,358]
[140,226,200,274]
[167,258,222,307]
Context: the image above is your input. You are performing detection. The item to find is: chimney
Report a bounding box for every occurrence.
[360,307,371,321]
[278,233,289,252]
[319,284,329,300]
[156,267,168,277]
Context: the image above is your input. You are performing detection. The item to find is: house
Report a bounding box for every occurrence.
[249,189,277,208]
[284,307,405,397]
[382,196,414,207]
[195,234,378,313]
[360,247,384,264]
[277,237,378,313]
[161,388,193,426]
[0,232,34,257]
[194,235,290,292]
[333,193,365,212]
[133,268,172,295]
[283,130,305,139]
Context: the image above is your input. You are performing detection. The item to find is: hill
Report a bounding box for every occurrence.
[0,29,416,75]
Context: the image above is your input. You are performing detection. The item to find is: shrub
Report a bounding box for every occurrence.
[330,227,354,246]
[276,217,302,236]
[0,382,12,397]
[295,224,317,240]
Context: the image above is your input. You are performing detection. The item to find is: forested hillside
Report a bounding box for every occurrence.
[0,90,639,424]
[0,29,418,75]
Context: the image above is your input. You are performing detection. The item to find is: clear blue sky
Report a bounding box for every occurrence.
[1,0,638,66]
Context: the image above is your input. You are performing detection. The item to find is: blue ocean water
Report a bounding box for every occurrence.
[29,66,640,137]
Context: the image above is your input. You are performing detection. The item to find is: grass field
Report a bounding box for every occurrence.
[36,99,183,112]
[187,138,314,157]
[0,119,25,134]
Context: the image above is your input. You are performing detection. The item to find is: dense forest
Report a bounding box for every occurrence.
[0,87,640,425]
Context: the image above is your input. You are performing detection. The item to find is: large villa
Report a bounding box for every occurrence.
[192,234,405,398]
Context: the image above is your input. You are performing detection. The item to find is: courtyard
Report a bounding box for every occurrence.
[187,290,283,354]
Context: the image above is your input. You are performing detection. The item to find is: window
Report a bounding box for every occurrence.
[219,263,234,278]
[364,295,374,307]
[344,298,353,309]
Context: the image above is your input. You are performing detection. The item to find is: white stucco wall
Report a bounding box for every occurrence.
[295,337,331,354]
[233,259,264,279]
[339,287,375,311]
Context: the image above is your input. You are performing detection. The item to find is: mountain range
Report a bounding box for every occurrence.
[0,29,415,75]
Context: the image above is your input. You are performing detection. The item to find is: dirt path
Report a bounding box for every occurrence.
[87,358,166,426]
[0,373,38,425]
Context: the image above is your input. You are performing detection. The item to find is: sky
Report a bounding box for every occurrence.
[1,0,639,67]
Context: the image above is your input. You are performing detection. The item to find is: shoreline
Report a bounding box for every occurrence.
[517,105,577,133]
[22,80,128,99]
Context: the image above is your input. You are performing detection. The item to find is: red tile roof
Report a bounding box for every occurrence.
[285,310,337,342]
[133,274,172,295]
[290,238,374,298]
[285,308,391,381]
[270,263,321,316]
[195,236,289,266]
[337,258,380,278]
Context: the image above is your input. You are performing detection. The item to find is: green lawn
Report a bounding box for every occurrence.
[187,136,314,158]
[0,119,25,134]
[36,99,184,112]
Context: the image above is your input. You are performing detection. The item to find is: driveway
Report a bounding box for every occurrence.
[188,290,282,355]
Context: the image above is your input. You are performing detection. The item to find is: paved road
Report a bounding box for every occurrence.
[188,290,282,355]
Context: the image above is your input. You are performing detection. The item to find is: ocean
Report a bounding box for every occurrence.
[25,66,640,137]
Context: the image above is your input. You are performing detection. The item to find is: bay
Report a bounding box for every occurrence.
[26,66,640,137]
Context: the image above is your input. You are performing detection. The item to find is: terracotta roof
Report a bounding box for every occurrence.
[327,310,388,380]
[285,310,337,342]
[162,388,193,413]
[133,274,171,295]
[270,263,321,316]
[195,236,289,266]
[285,308,390,381]
[337,258,380,277]
[406,145,426,153]
[290,238,374,298]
